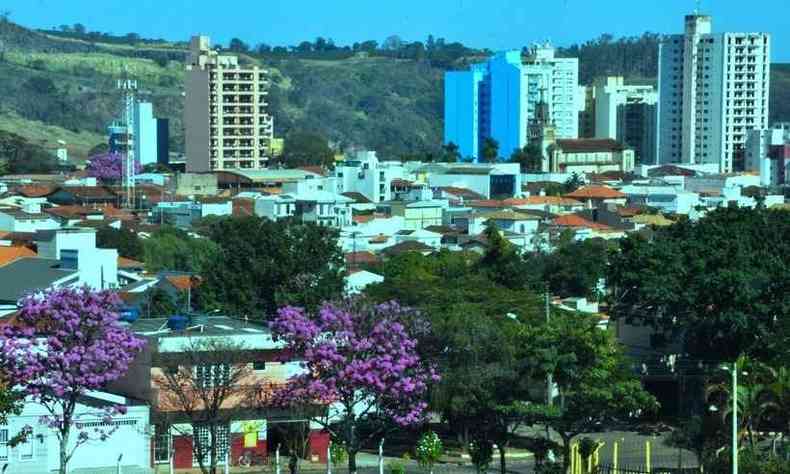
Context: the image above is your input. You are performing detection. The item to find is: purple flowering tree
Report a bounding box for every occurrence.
[0,287,146,474]
[85,151,141,183]
[268,299,438,474]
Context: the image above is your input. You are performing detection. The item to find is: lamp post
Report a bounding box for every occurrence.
[712,362,743,474]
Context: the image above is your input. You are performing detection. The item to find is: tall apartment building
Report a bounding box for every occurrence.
[523,44,579,140]
[106,100,160,166]
[444,45,578,162]
[594,77,658,164]
[185,35,274,173]
[657,14,770,172]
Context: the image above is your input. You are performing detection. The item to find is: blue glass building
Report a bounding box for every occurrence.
[444,51,526,162]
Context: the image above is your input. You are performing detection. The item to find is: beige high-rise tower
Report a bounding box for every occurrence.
[185,35,274,172]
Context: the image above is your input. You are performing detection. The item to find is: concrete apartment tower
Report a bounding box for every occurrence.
[594,77,657,164]
[185,35,274,172]
[444,44,578,162]
[657,14,770,172]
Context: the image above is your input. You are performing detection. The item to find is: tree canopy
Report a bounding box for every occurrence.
[195,216,344,319]
[607,207,790,362]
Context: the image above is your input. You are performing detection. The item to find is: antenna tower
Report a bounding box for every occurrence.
[117,69,138,210]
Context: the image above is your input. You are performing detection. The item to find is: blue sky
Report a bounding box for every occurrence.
[5,0,790,61]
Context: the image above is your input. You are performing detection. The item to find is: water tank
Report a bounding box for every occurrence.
[118,307,140,323]
[167,314,189,331]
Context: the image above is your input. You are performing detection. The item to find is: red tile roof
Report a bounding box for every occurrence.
[552,214,611,230]
[118,256,145,269]
[13,185,58,198]
[467,200,506,209]
[565,185,626,200]
[353,215,375,224]
[232,198,254,217]
[503,196,583,206]
[344,251,379,266]
[165,275,201,291]
[44,205,103,219]
[0,246,36,267]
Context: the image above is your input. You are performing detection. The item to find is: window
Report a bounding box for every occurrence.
[195,364,230,388]
[0,428,7,461]
[252,361,266,371]
[154,425,171,463]
[18,432,33,461]
[194,424,229,466]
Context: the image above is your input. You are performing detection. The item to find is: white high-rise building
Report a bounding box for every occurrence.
[657,14,771,172]
[523,43,580,140]
[594,77,658,164]
[133,102,158,166]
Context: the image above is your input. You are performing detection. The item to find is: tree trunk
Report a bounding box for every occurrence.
[499,445,507,474]
[348,449,358,474]
[59,426,70,474]
[289,454,299,474]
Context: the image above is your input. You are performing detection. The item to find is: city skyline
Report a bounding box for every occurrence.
[4,0,790,61]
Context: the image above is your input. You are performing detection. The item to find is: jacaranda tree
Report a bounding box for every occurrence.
[86,151,141,182]
[0,287,146,474]
[268,299,439,474]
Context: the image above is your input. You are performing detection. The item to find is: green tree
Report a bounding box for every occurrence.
[441,142,461,163]
[279,131,334,167]
[142,226,218,274]
[195,217,344,319]
[96,226,143,260]
[532,237,612,299]
[510,143,543,172]
[481,137,499,163]
[521,312,658,472]
[607,207,790,361]
[563,173,584,193]
[228,38,249,53]
[478,222,531,289]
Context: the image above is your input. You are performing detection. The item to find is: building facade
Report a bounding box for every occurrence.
[185,36,274,173]
[444,45,578,162]
[745,128,790,186]
[594,77,658,164]
[657,14,771,172]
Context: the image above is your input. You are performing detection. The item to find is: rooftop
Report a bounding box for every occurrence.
[552,214,612,230]
[0,257,78,303]
[0,246,36,267]
[129,315,270,338]
[554,138,628,153]
[565,185,626,200]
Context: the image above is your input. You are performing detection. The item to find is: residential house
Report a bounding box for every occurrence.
[393,228,442,250]
[427,163,521,199]
[564,185,627,208]
[111,316,330,469]
[0,203,60,233]
[0,392,150,474]
[151,199,233,228]
[47,186,119,207]
[380,240,435,258]
[502,195,585,215]
[378,200,446,230]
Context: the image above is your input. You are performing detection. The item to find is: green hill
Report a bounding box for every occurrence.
[0,20,788,166]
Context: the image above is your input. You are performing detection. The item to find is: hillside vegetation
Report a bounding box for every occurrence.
[0,19,788,166]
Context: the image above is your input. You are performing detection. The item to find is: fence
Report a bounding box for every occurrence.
[567,435,701,474]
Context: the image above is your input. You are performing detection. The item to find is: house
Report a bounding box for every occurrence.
[0,203,60,232]
[345,269,384,295]
[427,163,521,199]
[47,186,119,206]
[380,240,434,258]
[0,245,36,266]
[378,200,446,230]
[44,205,105,227]
[433,186,487,203]
[332,150,407,203]
[151,199,233,228]
[545,139,635,174]
[467,210,540,236]
[619,184,701,215]
[502,195,585,215]
[111,316,330,469]
[0,228,119,313]
[0,391,150,474]
[564,185,627,208]
[393,228,442,250]
[344,251,379,268]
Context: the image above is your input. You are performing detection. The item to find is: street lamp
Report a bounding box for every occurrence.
[709,362,747,474]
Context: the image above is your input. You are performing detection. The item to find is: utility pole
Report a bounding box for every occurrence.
[545,283,552,406]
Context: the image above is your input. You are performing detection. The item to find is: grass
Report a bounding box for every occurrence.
[0,111,104,164]
[4,50,183,84]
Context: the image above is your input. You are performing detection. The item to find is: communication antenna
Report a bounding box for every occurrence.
[694,0,701,14]
[117,67,138,210]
